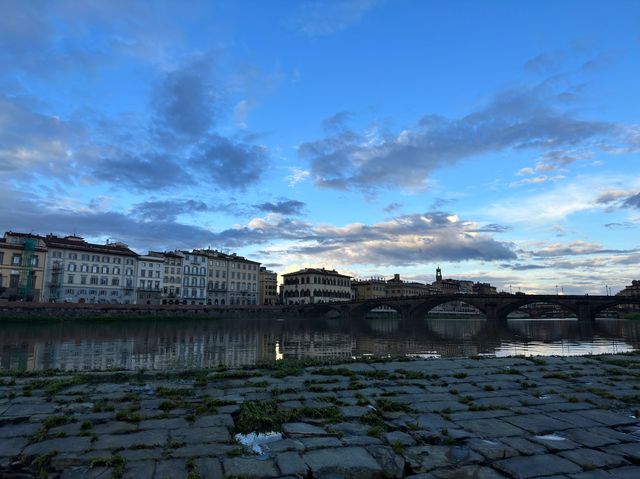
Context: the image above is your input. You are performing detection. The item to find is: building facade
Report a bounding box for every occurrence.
[259,267,278,305]
[386,274,433,297]
[282,268,351,305]
[617,280,640,312]
[151,251,183,304]
[352,277,387,300]
[181,250,209,304]
[42,235,138,304]
[0,232,48,302]
[136,254,164,304]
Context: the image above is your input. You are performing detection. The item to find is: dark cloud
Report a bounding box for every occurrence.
[623,193,640,209]
[0,189,217,252]
[501,263,547,271]
[91,153,191,191]
[300,84,624,191]
[153,55,218,141]
[604,222,637,230]
[131,199,210,221]
[254,200,306,215]
[383,203,402,213]
[190,134,266,190]
[528,241,639,258]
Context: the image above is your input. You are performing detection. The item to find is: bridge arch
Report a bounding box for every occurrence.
[349,301,409,319]
[498,298,579,320]
[588,297,640,319]
[301,303,345,319]
[410,296,489,320]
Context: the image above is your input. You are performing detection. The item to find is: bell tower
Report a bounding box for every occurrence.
[436,266,442,282]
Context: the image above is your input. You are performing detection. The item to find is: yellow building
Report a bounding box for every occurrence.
[0,231,48,302]
[352,277,387,300]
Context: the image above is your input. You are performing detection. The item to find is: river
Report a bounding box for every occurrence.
[1,316,639,371]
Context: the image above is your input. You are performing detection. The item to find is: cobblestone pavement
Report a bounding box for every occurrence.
[1,353,639,478]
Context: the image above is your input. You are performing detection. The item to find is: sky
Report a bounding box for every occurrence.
[1,0,639,294]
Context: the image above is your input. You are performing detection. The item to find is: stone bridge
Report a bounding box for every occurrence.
[292,294,640,323]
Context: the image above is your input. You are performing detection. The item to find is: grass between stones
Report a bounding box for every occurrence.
[90,453,126,479]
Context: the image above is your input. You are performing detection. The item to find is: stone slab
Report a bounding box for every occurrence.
[494,454,582,479]
[302,446,383,479]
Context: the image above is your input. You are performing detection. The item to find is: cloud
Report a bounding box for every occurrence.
[254,200,306,215]
[286,167,311,187]
[189,134,267,190]
[517,167,534,176]
[622,192,640,209]
[152,54,218,141]
[527,240,638,258]
[289,0,383,36]
[131,199,210,221]
[203,211,517,266]
[383,202,402,213]
[300,83,632,192]
[91,152,192,191]
[604,222,637,230]
[0,94,79,178]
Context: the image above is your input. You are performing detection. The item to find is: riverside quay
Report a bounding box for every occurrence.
[1,353,640,478]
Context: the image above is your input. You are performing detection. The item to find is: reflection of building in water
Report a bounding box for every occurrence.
[13,327,279,371]
[430,301,483,315]
[281,331,355,360]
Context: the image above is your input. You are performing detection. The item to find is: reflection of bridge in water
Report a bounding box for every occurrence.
[0,316,638,371]
[295,294,640,323]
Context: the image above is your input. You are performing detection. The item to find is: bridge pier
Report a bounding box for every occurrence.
[576,301,594,323]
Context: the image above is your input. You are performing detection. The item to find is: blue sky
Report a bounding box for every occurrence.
[2,0,639,294]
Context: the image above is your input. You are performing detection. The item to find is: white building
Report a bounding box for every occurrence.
[43,235,137,304]
[181,250,208,304]
[194,250,260,306]
[281,268,351,305]
[150,251,183,304]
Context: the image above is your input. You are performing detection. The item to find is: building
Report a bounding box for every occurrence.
[42,235,138,304]
[0,231,48,302]
[135,254,164,304]
[616,280,640,312]
[181,250,209,304]
[281,267,351,305]
[352,277,387,300]
[259,267,278,305]
[386,274,433,297]
[194,249,261,306]
[472,282,498,295]
[150,251,183,304]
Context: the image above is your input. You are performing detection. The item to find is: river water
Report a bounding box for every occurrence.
[1,317,639,371]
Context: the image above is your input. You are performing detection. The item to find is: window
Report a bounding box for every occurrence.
[69,253,77,260]
[81,254,89,261]
[102,256,109,263]
[184,266,190,275]
[92,255,99,262]
[91,265,99,273]
[113,267,120,275]
[53,251,62,258]
[111,291,118,296]
[101,266,109,274]
[11,254,21,265]
[10,274,19,288]
[111,278,119,286]
[126,268,133,276]
[154,281,160,289]
[100,277,108,285]
[140,269,146,278]
[65,288,74,294]
[81,264,88,272]
[81,276,87,285]
[139,280,145,287]
[68,263,76,272]
[29,255,38,267]
[68,275,74,284]
[90,276,98,285]
[89,290,97,295]
[0,252,3,264]
[99,290,106,295]
[114,257,121,264]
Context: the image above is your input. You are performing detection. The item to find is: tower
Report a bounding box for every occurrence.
[436,266,442,282]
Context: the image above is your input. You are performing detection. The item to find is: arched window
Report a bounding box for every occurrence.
[200,267,206,275]
[184,265,190,275]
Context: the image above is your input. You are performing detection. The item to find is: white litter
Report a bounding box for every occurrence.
[234,431,283,456]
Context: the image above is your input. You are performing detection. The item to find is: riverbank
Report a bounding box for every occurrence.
[1,354,639,478]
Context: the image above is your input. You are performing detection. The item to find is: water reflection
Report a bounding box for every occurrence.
[0,317,638,371]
